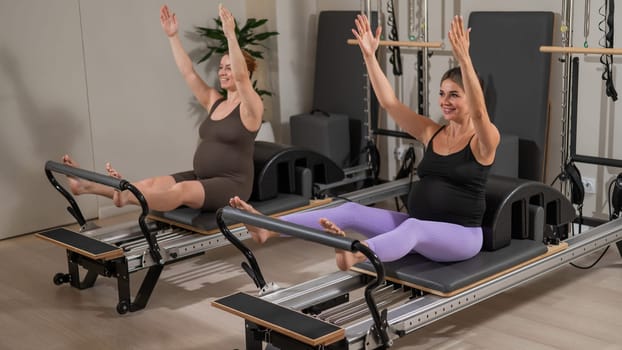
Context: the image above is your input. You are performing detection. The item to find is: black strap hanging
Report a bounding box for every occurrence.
[387,0,403,76]
[600,0,617,101]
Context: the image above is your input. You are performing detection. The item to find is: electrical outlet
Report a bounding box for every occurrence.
[582,177,596,194]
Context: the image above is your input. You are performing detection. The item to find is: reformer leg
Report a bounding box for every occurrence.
[616,240,622,258]
[243,321,349,350]
[130,264,164,313]
[53,250,163,314]
[245,321,265,350]
[59,251,100,289]
[114,259,163,314]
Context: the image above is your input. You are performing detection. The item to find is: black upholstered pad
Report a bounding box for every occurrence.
[469,12,553,181]
[314,11,378,166]
[150,193,311,233]
[36,228,123,260]
[213,292,344,346]
[354,239,548,295]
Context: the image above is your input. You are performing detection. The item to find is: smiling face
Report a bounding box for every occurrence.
[438,78,467,122]
[218,54,235,91]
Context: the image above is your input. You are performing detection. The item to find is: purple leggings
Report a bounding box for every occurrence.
[280,202,482,263]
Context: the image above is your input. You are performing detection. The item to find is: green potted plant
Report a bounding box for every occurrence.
[195,16,278,98]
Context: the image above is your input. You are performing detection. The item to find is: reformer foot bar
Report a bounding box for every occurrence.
[36,156,412,314]
[213,176,622,350]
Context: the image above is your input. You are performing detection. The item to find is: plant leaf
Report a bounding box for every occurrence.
[253,31,279,41]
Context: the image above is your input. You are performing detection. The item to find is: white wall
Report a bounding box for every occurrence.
[271,0,319,143]
[0,0,96,238]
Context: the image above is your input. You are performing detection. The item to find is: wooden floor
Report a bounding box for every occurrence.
[1,211,621,350]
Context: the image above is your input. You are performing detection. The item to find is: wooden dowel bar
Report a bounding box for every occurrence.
[540,46,622,55]
[347,39,443,48]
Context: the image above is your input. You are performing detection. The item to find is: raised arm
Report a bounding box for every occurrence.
[219,5,263,132]
[352,14,438,144]
[448,16,499,165]
[160,5,221,111]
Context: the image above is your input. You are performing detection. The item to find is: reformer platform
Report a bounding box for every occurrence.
[213,292,345,347]
[38,142,409,314]
[211,176,622,350]
[37,228,124,261]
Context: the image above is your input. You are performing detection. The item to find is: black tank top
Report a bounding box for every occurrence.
[408,126,491,227]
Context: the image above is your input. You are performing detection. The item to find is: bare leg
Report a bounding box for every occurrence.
[319,218,367,271]
[61,155,116,198]
[229,196,279,244]
[106,162,196,211]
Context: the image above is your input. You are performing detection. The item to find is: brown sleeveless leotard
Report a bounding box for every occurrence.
[171,98,257,211]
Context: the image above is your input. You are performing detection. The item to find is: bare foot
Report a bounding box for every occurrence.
[61,154,91,195]
[106,162,130,208]
[319,218,366,271]
[319,218,346,236]
[229,196,277,244]
[105,162,122,179]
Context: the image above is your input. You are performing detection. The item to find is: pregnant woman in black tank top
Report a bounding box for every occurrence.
[230,16,501,271]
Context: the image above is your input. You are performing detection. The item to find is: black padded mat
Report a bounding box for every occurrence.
[314,11,378,166]
[152,193,310,231]
[469,12,553,181]
[355,239,548,294]
[36,228,122,259]
[213,292,343,345]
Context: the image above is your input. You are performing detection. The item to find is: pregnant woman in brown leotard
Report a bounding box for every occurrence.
[62,4,263,212]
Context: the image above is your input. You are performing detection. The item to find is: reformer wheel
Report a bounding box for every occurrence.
[116,300,130,315]
[53,272,70,285]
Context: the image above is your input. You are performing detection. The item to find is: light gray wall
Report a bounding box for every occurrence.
[0,0,96,238]
[1,0,620,239]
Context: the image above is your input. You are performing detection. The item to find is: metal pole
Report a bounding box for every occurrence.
[422,0,430,117]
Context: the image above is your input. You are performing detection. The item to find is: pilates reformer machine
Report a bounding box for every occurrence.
[208,2,622,349]
[36,142,410,314]
[212,175,622,350]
